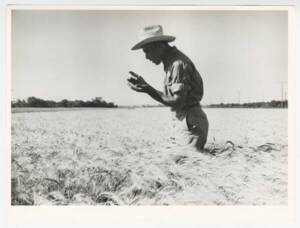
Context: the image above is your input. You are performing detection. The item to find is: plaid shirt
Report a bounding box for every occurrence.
[163,46,204,120]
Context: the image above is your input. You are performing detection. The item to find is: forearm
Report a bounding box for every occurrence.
[146,85,182,107]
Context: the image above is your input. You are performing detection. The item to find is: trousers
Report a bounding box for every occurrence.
[172,105,209,150]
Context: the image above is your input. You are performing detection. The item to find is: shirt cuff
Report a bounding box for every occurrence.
[171,83,189,94]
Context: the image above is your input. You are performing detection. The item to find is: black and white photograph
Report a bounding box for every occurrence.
[10,6,289,207]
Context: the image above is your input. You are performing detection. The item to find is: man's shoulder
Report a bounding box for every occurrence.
[170,57,194,73]
[164,46,195,72]
[172,59,184,68]
[171,48,193,67]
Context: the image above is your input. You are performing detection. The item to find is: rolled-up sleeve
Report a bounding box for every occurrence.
[170,83,185,93]
[170,61,191,96]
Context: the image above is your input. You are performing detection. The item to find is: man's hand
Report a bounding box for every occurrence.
[127,71,150,93]
[127,71,184,107]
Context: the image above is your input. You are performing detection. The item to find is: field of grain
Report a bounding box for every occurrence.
[11,107,288,205]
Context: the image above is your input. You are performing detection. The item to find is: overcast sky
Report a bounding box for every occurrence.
[12,10,287,105]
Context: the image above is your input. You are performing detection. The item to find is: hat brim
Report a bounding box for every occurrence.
[131,35,175,50]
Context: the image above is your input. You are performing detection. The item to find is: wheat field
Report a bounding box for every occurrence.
[11,107,288,205]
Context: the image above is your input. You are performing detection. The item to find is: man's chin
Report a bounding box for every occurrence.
[152,60,161,65]
[148,59,161,65]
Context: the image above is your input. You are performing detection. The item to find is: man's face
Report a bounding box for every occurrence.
[142,43,164,65]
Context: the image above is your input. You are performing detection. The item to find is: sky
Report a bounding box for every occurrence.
[12,10,288,106]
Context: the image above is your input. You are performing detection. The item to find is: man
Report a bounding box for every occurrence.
[127,25,209,150]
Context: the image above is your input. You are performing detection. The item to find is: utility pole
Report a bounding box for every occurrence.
[280,81,288,107]
[281,81,284,107]
[285,91,287,101]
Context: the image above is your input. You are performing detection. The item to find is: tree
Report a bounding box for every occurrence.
[11,96,118,108]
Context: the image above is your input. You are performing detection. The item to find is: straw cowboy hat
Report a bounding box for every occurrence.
[131,25,176,50]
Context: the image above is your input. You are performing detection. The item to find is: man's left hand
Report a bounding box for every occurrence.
[127,71,150,93]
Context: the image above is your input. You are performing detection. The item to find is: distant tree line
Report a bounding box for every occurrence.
[206,100,288,108]
[141,104,165,108]
[11,97,118,108]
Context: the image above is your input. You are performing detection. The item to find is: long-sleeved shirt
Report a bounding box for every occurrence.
[162,46,204,120]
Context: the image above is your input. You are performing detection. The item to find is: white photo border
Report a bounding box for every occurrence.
[4,4,296,225]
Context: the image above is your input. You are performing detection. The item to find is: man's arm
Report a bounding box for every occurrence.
[127,71,184,107]
[145,85,183,107]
